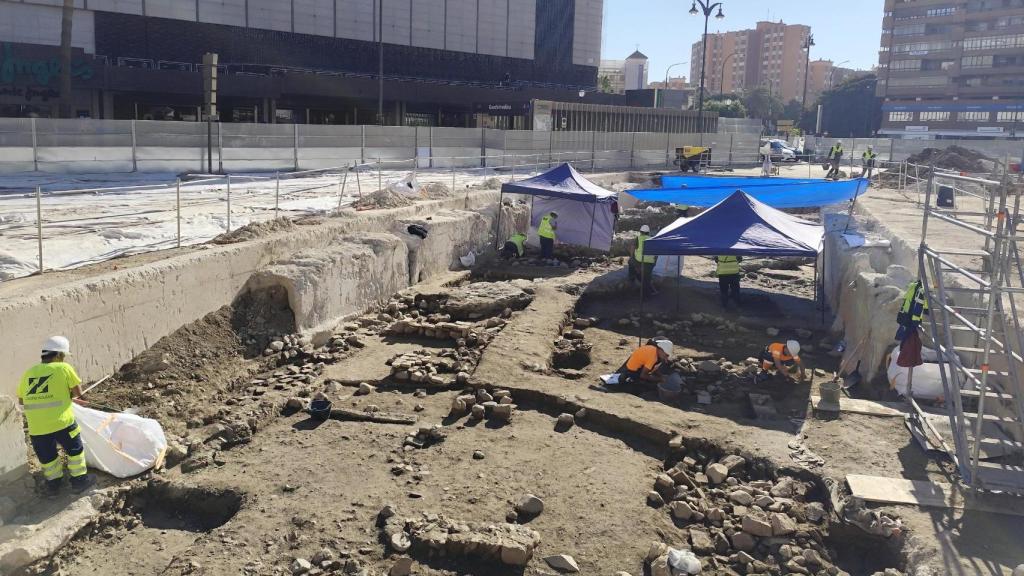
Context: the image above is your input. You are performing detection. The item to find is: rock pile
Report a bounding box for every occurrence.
[379,508,542,567]
[388,349,477,386]
[388,315,507,342]
[411,282,533,320]
[646,446,906,576]
[449,387,517,424]
[403,424,446,449]
[552,333,592,369]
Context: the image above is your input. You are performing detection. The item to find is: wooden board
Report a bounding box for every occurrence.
[846,474,1024,517]
[810,396,907,418]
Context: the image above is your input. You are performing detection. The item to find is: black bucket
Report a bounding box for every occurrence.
[309,399,332,421]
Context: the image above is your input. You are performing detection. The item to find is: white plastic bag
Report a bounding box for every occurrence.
[667,548,702,574]
[73,404,168,478]
[886,346,947,401]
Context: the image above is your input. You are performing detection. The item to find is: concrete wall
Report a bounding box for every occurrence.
[0,191,502,483]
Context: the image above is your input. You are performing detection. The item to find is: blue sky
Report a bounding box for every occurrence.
[602,0,885,81]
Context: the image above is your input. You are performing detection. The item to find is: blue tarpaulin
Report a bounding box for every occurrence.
[628,175,868,208]
[501,163,617,203]
[643,190,824,257]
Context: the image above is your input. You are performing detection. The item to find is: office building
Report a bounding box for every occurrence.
[623,50,649,91]
[878,0,1024,139]
[0,0,605,127]
[649,76,688,90]
[599,50,649,94]
[690,21,811,103]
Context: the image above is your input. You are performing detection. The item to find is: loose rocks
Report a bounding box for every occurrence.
[544,554,580,573]
[515,494,544,516]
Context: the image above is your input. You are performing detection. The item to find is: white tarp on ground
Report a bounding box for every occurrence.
[529,196,615,251]
[72,404,167,478]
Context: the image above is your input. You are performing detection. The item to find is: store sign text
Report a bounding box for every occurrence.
[0,44,94,86]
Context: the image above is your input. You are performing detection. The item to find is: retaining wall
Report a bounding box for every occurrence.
[0,191,506,485]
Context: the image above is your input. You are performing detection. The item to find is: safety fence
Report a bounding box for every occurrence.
[0,118,765,175]
[802,135,1024,166]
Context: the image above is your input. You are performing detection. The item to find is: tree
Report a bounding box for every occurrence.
[801,74,882,137]
[781,100,804,122]
[598,75,613,93]
[59,0,74,118]
[704,99,747,118]
[742,87,783,122]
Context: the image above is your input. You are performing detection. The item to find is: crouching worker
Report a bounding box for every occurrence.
[500,232,527,260]
[18,336,96,495]
[757,340,806,383]
[616,339,673,388]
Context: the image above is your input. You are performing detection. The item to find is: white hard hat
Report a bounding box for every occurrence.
[640,225,651,233]
[42,335,70,354]
[786,340,801,357]
[655,339,674,356]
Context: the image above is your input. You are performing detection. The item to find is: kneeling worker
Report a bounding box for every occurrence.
[18,336,96,495]
[500,231,527,260]
[616,339,673,387]
[758,340,806,382]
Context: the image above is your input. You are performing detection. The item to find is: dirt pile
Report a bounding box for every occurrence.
[213,218,296,244]
[906,145,990,173]
[421,181,453,199]
[352,188,415,210]
[413,281,534,320]
[91,286,294,435]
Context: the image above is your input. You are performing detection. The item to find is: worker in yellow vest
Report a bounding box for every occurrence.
[17,336,96,495]
[537,211,558,263]
[500,232,527,260]
[629,225,659,296]
[716,255,742,308]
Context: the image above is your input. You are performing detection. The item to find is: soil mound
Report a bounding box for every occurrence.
[906,145,989,172]
[213,218,296,244]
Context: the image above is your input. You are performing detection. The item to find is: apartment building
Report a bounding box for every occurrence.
[878,0,1024,139]
[690,21,812,104]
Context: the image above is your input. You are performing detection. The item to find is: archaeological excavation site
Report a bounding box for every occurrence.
[2,163,1023,576]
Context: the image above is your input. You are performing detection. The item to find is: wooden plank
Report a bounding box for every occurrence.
[846,474,1024,517]
[810,396,908,418]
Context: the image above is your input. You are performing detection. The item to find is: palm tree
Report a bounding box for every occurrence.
[59,0,74,118]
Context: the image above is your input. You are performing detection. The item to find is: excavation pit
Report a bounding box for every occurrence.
[126,481,243,532]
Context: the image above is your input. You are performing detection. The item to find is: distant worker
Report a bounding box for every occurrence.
[500,232,527,260]
[762,151,773,177]
[895,279,929,341]
[616,339,674,387]
[826,141,844,180]
[537,211,558,264]
[758,340,806,382]
[862,145,878,179]
[716,255,742,308]
[17,336,96,495]
[629,225,658,297]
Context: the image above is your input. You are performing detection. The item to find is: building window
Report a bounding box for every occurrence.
[997,111,1023,122]
[889,111,913,122]
[962,55,994,69]
[894,23,926,36]
[888,76,949,87]
[891,59,921,71]
[919,111,950,121]
[926,7,957,17]
[894,40,959,53]
[964,34,1024,51]
[958,111,990,121]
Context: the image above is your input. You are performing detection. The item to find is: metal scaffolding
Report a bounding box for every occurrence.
[917,164,1024,493]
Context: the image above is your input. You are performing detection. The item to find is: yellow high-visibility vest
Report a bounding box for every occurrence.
[634,233,657,264]
[716,256,740,276]
[509,233,526,256]
[17,362,80,436]
[538,214,556,239]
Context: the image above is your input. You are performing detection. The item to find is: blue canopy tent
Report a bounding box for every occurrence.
[629,175,869,209]
[498,163,618,251]
[640,190,828,326]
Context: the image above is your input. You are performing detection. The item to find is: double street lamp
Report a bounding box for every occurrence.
[800,33,815,112]
[690,0,725,116]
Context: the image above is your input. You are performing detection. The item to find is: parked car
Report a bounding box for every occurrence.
[759,140,798,163]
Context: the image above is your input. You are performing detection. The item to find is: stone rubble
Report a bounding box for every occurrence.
[379,508,542,567]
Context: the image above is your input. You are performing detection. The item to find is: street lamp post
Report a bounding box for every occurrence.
[719,51,739,95]
[800,33,815,112]
[662,61,688,107]
[690,0,725,121]
[828,60,850,90]
[378,0,384,125]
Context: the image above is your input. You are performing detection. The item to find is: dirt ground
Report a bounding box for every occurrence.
[12,252,1024,576]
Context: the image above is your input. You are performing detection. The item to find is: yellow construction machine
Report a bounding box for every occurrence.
[673,146,712,173]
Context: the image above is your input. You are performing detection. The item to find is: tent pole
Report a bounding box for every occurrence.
[675,256,682,314]
[821,243,826,326]
[587,203,597,249]
[639,263,646,347]
[843,184,862,234]
[495,190,504,249]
